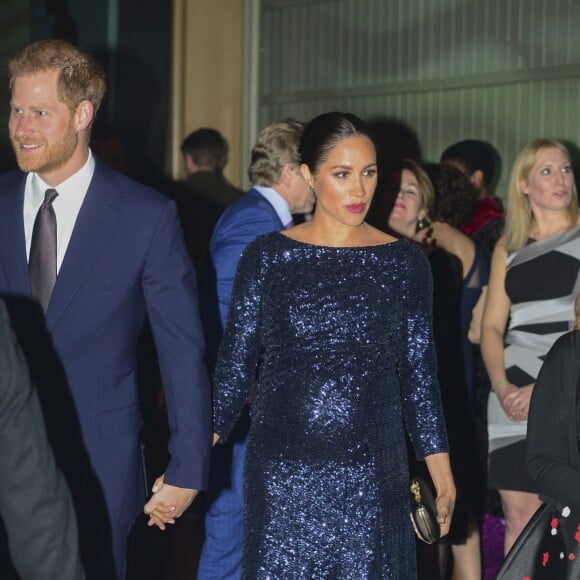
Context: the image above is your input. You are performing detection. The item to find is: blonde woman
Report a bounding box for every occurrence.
[481,138,580,554]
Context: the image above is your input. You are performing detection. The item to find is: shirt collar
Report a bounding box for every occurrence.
[253,185,292,226]
[31,151,95,206]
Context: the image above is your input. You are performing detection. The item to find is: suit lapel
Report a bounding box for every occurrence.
[0,172,30,296]
[46,163,120,331]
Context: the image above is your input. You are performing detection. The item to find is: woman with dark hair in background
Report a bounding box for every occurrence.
[425,163,489,417]
[210,113,455,578]
[440,139,504,257]
[386,159,484,580]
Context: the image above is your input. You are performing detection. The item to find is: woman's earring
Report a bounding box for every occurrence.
[416,216,431,232]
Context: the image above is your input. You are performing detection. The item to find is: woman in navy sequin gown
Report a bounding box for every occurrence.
[212,113,455,579]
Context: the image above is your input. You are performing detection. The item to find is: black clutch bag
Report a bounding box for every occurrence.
[409,477,440,544]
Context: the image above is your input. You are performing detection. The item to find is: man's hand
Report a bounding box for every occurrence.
[143,474,198,530]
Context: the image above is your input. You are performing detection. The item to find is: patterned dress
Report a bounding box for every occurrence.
[488,226,580,491]
[213,232,448,579]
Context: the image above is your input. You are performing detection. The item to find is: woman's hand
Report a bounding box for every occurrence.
[435,488,455,538]
[500,383,534,421]
[411,226,435,253]
[424,452,456,538]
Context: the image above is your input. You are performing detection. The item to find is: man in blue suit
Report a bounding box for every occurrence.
[0,39,211,579]
[197,120,315,579]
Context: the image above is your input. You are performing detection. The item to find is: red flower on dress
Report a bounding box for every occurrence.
[569,553,576,561]
[575,523,580,544]
[542,552,550,566]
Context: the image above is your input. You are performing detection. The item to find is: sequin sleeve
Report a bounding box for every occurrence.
[399,246,449,460]
[212,238,265,441]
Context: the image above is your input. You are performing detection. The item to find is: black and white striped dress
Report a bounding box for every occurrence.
[488,225,580,491]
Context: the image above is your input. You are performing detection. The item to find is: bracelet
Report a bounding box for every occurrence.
[492,377,508,392]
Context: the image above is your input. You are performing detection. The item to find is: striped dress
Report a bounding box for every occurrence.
[487,225,580,491]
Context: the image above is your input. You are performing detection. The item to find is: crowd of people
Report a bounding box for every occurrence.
[1,37,580,580]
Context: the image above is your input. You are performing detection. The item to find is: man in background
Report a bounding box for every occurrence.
[197,120,315,579]
[173,128,243,269]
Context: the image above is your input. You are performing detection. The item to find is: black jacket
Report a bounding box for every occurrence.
[0,298,84,579]
[528,329,580,510]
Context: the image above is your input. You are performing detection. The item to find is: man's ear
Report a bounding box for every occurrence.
[184,154,196,175]
[470,169,484,189]
[75,100,94,132]
[279,162,294,186]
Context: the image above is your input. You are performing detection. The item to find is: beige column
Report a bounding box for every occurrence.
[168,0,244,186]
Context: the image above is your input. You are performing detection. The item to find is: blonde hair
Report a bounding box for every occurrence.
[504,138,579,252]
[248,120,304,187]
[401,158,435,218]
[9,39,106,115]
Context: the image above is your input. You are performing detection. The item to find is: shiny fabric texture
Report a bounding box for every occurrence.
[213,232,449,579]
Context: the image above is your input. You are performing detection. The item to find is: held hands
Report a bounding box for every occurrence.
[497,382,534,422]
[143,474,197,531]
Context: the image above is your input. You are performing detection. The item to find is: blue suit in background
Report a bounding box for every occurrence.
[0,160,212,579]
[198,187,285,579]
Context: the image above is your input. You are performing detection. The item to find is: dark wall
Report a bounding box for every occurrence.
[0,0,171,187]
[0,2,29,172]
[114,0,171,187]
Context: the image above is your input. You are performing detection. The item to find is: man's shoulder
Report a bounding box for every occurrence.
[210,188,283,253]
[184,172,243,203]
[216,189,280,230]
[222,187,277,217]
[94,162,173,211]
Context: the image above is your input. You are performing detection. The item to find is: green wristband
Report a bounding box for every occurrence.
[492,377,508,392]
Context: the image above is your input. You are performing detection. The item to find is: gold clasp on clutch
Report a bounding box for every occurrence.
[410,479,422,504]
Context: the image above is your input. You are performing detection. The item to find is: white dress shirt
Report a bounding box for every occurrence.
[23,152,95,273]
[253,185,292,227]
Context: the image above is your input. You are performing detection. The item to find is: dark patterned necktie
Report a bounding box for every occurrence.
[29,188,59,312]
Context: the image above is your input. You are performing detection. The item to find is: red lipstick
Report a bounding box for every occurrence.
[345,203,366,214]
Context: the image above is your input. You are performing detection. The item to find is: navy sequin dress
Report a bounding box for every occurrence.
[213,232,449,579]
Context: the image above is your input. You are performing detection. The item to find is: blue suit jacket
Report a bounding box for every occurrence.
[0,161,211,574]
[210,187,284,326]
